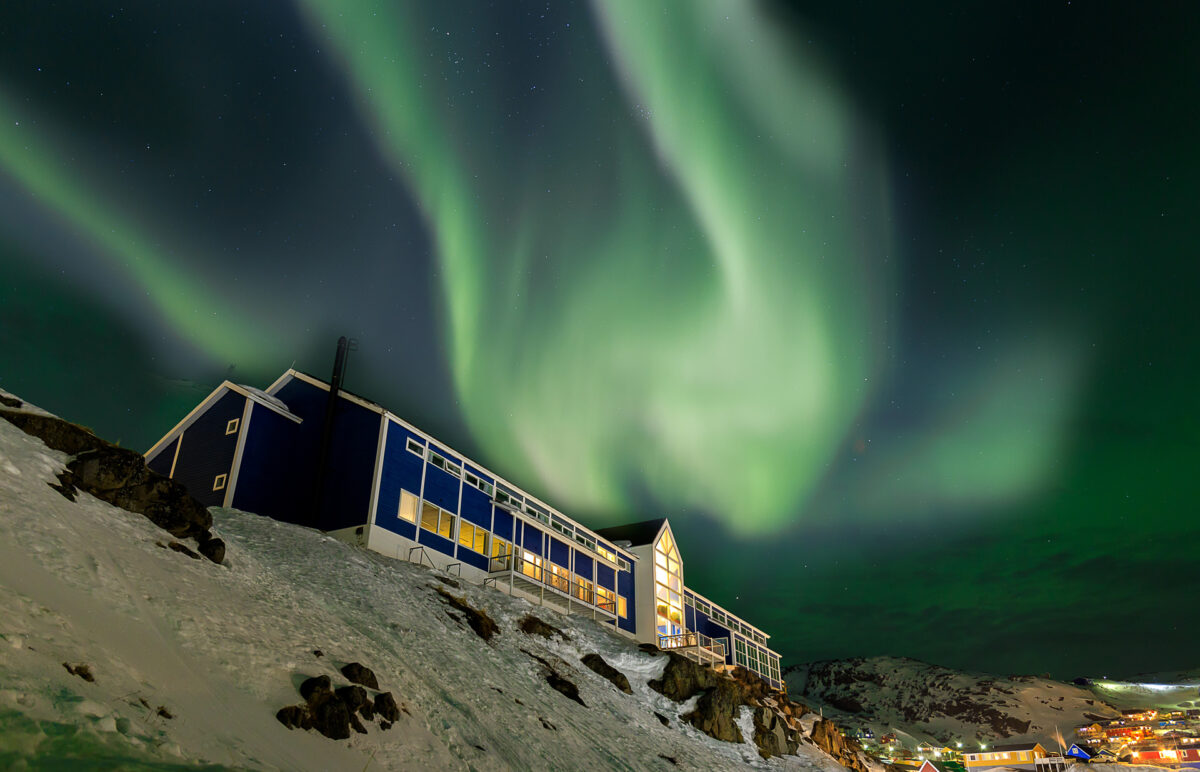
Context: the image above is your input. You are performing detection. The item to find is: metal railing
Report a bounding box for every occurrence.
[658,632,726,660]
[408,546,436,569]
[487,552,616,615]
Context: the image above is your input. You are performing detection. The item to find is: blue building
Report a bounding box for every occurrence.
[145,369,783,688]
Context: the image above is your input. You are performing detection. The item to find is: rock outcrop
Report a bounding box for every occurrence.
[0,407,223,563]
[580,653,632,694]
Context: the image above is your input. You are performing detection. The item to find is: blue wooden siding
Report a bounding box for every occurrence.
[231,401,311,524]
[459,485,492,528]
[418,528,454,556]
[548,538,570,569]
[172,390,244,507]
[491,510,513,542]
[146,435,178,477]
[617,566,636,634]
[423,465,460,512]
[457,548,488,572]
[595,562,614,591]
[374,421,425,537]
[575,552,594,581]
[522,526,542,553]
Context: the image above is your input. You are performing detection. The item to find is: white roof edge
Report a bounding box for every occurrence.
[144,381,233,460]
[227,384,302,424]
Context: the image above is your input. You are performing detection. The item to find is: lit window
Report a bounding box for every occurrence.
[550,564,571,594]
[596,585,615,613]
[398,491,418,523]
[520,551,543,581]
[491,536,511,559]
[654,530,684,638]
[419,501,455,540]
[225,418,239,435]
[458,521,487,554]
[213,473,227,491]
[617,595,628,618]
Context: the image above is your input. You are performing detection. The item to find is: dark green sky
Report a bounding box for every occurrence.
[1,1,1196,678]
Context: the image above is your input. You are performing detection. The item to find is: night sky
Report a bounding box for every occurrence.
[2,2,1197,680]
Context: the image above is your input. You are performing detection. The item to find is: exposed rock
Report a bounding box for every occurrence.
[62,662,94,682]
[638,643,662,654]
[300,675,333,702]
[580,653,632,694]
[197,536,226,564]
[168,541,201,560]
[647,652,720,702]
[0,408,219,557]
[348,712,368,735]
[434,587,498,641]
[336,685,368,713]
[539,716,557,731]
[156,706,174,720]
[340,662,379,690]
[0,394,22,408]
[380,719,393,731]
[434,576,460,588]
[752,705,798,759]
[276,705,309,730]
[47,470,77,501]
[308,694,351,740]
[312,649,324,658]
[654,711,670,726]
[374,691,401,723]
[545,670,586,708]
[810,717,870,772]
[659,755,679,766]
[681,681,744,743]
[518,614,569,641]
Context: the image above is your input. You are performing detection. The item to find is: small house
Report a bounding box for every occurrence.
[964,742,1049,772]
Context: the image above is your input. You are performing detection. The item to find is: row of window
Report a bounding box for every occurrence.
[398,489,627,618]
[685,593,767,647]
[405,435,631,572]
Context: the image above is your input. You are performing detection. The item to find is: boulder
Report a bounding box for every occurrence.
[0,409,218,556]
[300,675,333,702]
[340,662,379,690]
[752,705,798,759]
[647,652,721,702]
[681,681,744,743]
[434,587,498,642]
[810,717,870,772]
[197,536,226,564]
[580,653,632,694]
[374,691,401,722]
[335,685,368,712]
[518,614,569,641]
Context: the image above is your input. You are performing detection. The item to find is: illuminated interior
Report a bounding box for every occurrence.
[654,529,684,638]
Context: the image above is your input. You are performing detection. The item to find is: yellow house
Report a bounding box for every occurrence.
[963,742,1048,771]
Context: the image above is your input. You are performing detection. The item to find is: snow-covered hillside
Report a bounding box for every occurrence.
[785,657,1121,746]
[0,392,849,770]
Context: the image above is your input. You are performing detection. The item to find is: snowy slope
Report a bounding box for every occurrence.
[0,393,847,771]
[785,657,1121,747]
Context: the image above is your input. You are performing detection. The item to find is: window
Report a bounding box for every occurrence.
[420,501,455,540]
[574,576,593,604]
[213,473,227,491]
[491,536,511,559]
[398,491,418,523]
[458,521,488,554]
[520,550,543,582]
[596,585,615,613]
[654,530,684,637]
[406,437,424,455]
[225,418,239,435]
[617,595,628,619]
[549,564,571,594]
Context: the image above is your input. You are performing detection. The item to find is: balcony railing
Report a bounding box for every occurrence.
[658,632,727,660]
[487,552,617,616]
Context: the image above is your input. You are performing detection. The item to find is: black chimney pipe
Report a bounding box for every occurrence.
[311,336,350,527]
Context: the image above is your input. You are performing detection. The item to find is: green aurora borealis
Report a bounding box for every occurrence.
[1,1,1197,678]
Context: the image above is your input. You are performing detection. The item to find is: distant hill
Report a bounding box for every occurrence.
[785,656,1122,747]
